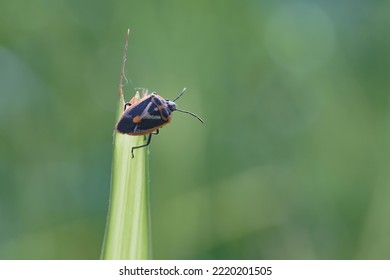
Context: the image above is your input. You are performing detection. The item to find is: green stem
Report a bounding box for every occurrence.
[101,102,151,260]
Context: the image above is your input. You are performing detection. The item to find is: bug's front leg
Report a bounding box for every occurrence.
[132,133,152,158]
[123,102,131,111]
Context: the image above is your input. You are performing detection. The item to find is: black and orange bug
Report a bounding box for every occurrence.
[116,88,204,157]
[115,29,204,157]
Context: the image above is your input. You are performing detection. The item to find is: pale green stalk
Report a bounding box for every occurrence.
[101,102,151,259]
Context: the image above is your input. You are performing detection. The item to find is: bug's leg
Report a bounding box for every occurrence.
[123,102,131,111]
[132,134,152,158]
[143,129,158,141]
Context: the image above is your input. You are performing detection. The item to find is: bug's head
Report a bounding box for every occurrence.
[166,100,177,111]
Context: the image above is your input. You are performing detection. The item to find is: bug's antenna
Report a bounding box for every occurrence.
[119,28,130,106]
[175,109,205,124]
[173,87,187,102]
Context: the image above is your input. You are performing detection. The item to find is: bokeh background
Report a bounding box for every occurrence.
[1,0,390,259]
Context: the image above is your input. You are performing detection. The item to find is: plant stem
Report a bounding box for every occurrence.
[101,103,151,260]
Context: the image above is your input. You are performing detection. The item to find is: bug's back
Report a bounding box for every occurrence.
[116,94,172,135]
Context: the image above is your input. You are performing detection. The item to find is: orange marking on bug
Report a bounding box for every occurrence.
[133,116,142,123]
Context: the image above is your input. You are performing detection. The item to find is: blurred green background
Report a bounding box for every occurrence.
[1,0,390,259]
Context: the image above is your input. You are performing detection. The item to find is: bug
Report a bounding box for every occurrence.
[115,30,203,158]
[116,88,204,157]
